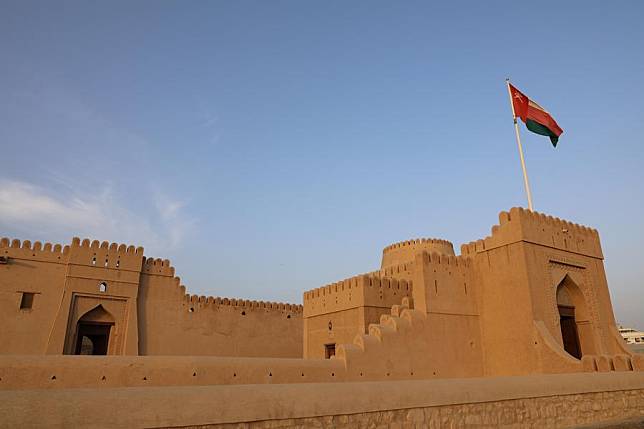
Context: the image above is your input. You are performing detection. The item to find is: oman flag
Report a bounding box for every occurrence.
[509,84,563,147]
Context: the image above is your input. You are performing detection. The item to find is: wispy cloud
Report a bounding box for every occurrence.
[0,178,194,256]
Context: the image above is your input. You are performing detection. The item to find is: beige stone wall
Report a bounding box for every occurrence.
[0,240,69,354]
[1,372,642,428]
[460,207,633,376]
[213,390,644,428]
[0,238,303,358]
[138,264,303,357]
[303,207,636,379]
[303,274,411,358]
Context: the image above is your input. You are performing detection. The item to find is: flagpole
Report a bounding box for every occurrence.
[506,78,534,211]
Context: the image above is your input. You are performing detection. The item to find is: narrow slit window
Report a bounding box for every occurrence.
[20,292,35,310]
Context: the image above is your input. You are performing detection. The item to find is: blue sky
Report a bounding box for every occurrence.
[1,1,643,327]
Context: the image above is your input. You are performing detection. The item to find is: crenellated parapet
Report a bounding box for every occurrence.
[0,237,70,263]
[378,260,416,283]
[412,250,476,315]
[381,238,454,269]
[303,273,412,318]
[68,237,145,271]
[460,207,602,259]
[141,257,176,277]
[415,250,473,270]
[183,293,303,313]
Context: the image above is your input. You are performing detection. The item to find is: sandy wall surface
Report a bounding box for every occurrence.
[0,372,642,428]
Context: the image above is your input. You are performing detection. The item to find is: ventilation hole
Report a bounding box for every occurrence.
[287,314,291,319]
[51,375,56,380]
[233,373,237,377]
[360,372,363,377]
[104,259,108,267]
[534,341,538,345]
[92,257,96,265]
[192,372,197,377]
[268,372,272,377]
[189,307,194,313]
[432,372,436,376]
[410,372,414,376]
[301,373,304,377]
[331,373,335,377]
[101,376,106,381]
[143,376,147,381]
[116,260,120,268]
[241,311,246,316]
[386,373,390,377]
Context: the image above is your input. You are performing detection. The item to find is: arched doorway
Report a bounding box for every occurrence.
[556,275,595,359]
[74,305,115,355]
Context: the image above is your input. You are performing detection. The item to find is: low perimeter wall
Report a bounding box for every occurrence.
[0,372,643,428]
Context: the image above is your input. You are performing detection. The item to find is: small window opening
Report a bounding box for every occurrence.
[286,314,291,319]
[241,311,246,316]
[98,282,107,293]
[104,259,108,267]
[20,292,35,310]
[325,343,336,359]
[116,260,120,268]
[189,307,194,313]
[92,256,96,265]
[328,321,333,331]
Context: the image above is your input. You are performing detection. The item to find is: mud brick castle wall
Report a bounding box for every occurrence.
[0,237,302,358]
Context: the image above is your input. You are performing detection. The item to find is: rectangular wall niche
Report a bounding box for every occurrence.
[325,343,336,359]
[20,292,35,310]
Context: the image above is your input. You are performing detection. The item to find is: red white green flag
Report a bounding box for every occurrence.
[509,84,563,147]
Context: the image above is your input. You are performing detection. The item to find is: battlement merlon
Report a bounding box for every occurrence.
[303,273,411,318]
[382,238,454,254]
[184,294,303,313]
[460,207,603,259]
[141,257,176,276]
[68,237,145,271]
[1,237,70,263]
[381,238,455,269]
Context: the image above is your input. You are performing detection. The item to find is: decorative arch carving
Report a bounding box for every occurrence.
[547,261,601,357]
[78,304,115,324]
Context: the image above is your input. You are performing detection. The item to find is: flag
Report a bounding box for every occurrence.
[509,84,563,147]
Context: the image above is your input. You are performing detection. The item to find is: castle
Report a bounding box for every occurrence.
[1,207,642,428]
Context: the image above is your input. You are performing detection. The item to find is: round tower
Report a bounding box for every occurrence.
[381,238,454,269]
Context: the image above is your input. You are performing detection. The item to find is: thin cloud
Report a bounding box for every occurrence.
[0,178,193,256]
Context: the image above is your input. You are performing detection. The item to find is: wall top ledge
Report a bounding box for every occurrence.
[0,372,641,428]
